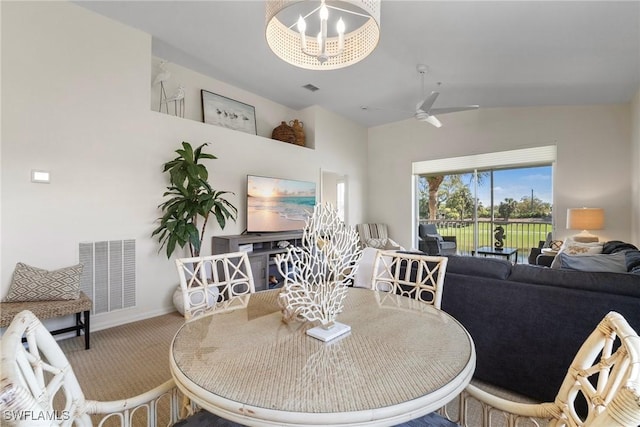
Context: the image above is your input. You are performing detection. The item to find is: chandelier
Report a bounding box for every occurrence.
[265,0,381,70]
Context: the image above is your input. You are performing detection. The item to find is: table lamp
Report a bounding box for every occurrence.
[566,208,604,243]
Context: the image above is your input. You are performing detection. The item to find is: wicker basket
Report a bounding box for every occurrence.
[289,119,305,146]
[272,121,296,144]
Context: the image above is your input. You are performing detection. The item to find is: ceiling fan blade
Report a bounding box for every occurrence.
[429,105,479,115]
[424,115,442,128]
[417,92,439,113]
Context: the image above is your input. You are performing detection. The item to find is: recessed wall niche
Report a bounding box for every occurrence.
[149,56,314,148]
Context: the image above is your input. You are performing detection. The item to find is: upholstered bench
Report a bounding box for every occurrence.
[0,292,92,349]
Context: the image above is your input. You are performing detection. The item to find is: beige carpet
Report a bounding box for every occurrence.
[58,311,185,402]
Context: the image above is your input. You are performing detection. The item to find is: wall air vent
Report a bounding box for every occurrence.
[302,84,320,92]
[79,239,136,314]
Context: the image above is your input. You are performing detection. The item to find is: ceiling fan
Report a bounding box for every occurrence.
[412,64,479,128]
[362,64,479,128]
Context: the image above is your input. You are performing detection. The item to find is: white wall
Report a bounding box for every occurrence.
[632,88,640,247]
[367,104,634,249]
[0,2,368,331]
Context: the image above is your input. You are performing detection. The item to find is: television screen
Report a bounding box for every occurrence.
[247,175,316,233]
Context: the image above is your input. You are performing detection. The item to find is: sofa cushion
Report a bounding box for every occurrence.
[558,252,627,273]
[508,264,640,298]
[445,255,512,280]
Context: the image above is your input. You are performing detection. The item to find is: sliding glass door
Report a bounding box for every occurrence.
[416,165,553,263]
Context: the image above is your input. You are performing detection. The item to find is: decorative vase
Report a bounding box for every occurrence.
[289,119,305,146]
[272,121,296,144]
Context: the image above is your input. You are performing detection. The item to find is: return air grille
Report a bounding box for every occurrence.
[79,240,136,314]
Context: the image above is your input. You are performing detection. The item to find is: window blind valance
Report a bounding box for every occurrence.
[412,145,557,175]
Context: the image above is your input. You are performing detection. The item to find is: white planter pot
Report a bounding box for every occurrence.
[173,285,220,316]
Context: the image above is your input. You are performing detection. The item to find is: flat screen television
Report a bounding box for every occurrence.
[247,175,316,233]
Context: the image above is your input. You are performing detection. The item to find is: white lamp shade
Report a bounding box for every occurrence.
[566,208,605,230]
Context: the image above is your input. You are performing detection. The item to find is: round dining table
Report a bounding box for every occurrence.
[170,287,475,426]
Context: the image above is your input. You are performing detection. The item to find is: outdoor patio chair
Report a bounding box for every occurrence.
[455,311,640,426]
[175,252,255,321]
[418,224,457,256]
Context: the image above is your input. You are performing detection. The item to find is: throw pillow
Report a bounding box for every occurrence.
[366,238,388,249]
[550,238,604,269]
[560,237,604,255]
[625,250,640,273]
[603,240,639,254]
[558,252,627,273]
[549,240,563,251]
[4,262,83,302]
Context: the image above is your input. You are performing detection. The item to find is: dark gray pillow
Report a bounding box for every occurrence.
[4,262,83,302]
[626,250,640,274]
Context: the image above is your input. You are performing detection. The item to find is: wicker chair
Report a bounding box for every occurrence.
[0,309,181,427]
[454,311,640,426]
[175,252,255,321]
[371,250,448,309]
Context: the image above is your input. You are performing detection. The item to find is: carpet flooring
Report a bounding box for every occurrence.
[58,311,185,402]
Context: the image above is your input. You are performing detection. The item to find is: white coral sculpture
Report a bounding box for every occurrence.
[275,204,362,328]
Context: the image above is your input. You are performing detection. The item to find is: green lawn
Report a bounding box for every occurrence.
[433,221,553,262]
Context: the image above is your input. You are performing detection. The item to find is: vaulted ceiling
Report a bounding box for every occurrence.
[77,1,640,128]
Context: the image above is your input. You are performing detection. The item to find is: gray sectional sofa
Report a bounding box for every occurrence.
[440,255,640,403]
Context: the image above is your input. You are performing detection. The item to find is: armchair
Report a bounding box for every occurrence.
[356,223,403,250]
[418,224,457,256]
[527,232,557,266]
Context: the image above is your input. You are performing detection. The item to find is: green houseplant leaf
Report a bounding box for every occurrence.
[152,142,237,258]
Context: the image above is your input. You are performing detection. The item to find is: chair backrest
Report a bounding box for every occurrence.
[371,251,448,309]
[175,252,255,321]
[0,310,92,426]
[554,311,640,426]
[0,310,181,427]
[356,223,389,246]
[418,223,440,238]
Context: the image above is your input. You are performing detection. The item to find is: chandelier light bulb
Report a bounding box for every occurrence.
[336,17,345,34]
[297,15,306,33]
[320,3,329,20]
[337,17,345,50]
[297,15,307,50]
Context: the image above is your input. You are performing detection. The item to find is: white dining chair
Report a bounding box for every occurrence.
[371,250,448,309]
[452,311,640,426]
[175,252,255,321]
[0,309,246,427]
[0,309,181,427]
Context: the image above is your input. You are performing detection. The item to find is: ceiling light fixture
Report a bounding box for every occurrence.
[265,0,381,70]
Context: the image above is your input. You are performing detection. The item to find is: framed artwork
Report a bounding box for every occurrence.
[201,90,257,135]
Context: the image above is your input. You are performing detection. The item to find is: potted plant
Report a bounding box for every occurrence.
[152,141,237,258]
